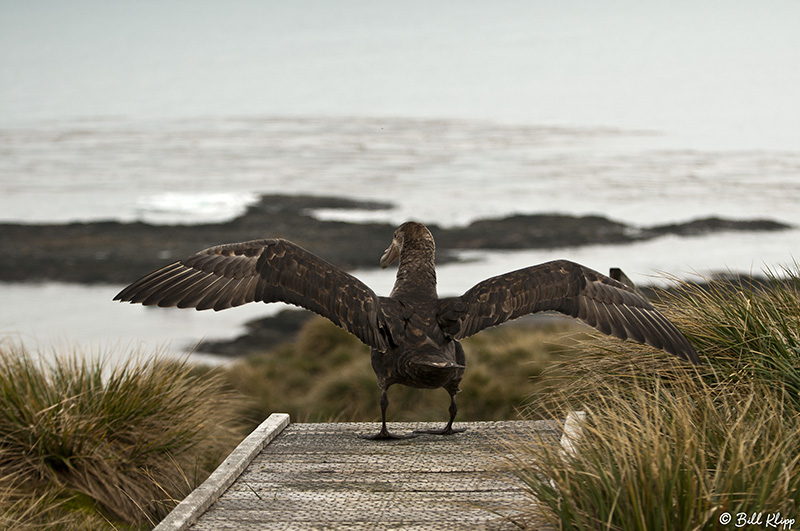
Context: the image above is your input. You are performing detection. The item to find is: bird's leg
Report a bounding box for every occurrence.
[360,388,418,440]
[414,390,467,435]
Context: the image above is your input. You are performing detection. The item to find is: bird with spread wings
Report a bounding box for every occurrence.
[115,221,698,439]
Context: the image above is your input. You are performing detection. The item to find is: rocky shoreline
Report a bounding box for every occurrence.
[0,193,791,284]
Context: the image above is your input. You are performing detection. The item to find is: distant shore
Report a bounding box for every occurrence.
[0,193,791,285]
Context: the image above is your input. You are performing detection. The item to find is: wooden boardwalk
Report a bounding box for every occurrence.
[157,414,565,530]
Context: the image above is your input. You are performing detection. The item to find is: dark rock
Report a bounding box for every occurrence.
[436,214,633,249]
[647,217,791,237]
[0,194,792,284]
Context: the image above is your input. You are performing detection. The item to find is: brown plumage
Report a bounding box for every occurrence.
[114,221,699,439]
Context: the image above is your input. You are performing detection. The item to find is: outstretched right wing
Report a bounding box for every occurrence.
[114,239,392,351]
[438,259,698,364]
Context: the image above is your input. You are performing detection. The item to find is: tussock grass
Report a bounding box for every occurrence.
[509,264,800,530]
[668,265,800,406]
[459,322,588,420]
[0,472,107,531]
[511,378,800,530]
[0,343,239,529]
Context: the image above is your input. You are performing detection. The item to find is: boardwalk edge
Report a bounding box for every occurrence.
[154,412,291,531]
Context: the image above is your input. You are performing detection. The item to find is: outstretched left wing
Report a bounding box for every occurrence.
[437,259,698,364]
[114,239,392,351]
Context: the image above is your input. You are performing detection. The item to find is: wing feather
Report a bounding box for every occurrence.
[438,259,698,363]
[126,264,189,304]
[616,305,646,344]
[195,277,237,311]
[151,270,211,307]
[115,239,391,350]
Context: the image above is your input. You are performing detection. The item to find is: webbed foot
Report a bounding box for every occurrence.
[413,425,467,436]
[360,428,419,440]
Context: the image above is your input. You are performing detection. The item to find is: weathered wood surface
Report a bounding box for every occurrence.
[189,419,560,530]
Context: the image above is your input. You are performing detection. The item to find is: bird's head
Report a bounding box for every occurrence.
[380,221,434,269]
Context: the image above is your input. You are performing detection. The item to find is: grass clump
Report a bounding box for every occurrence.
[0,343,239,529]
[509,264,800,530]
[512,377,800,530]
[668,265,800,405]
